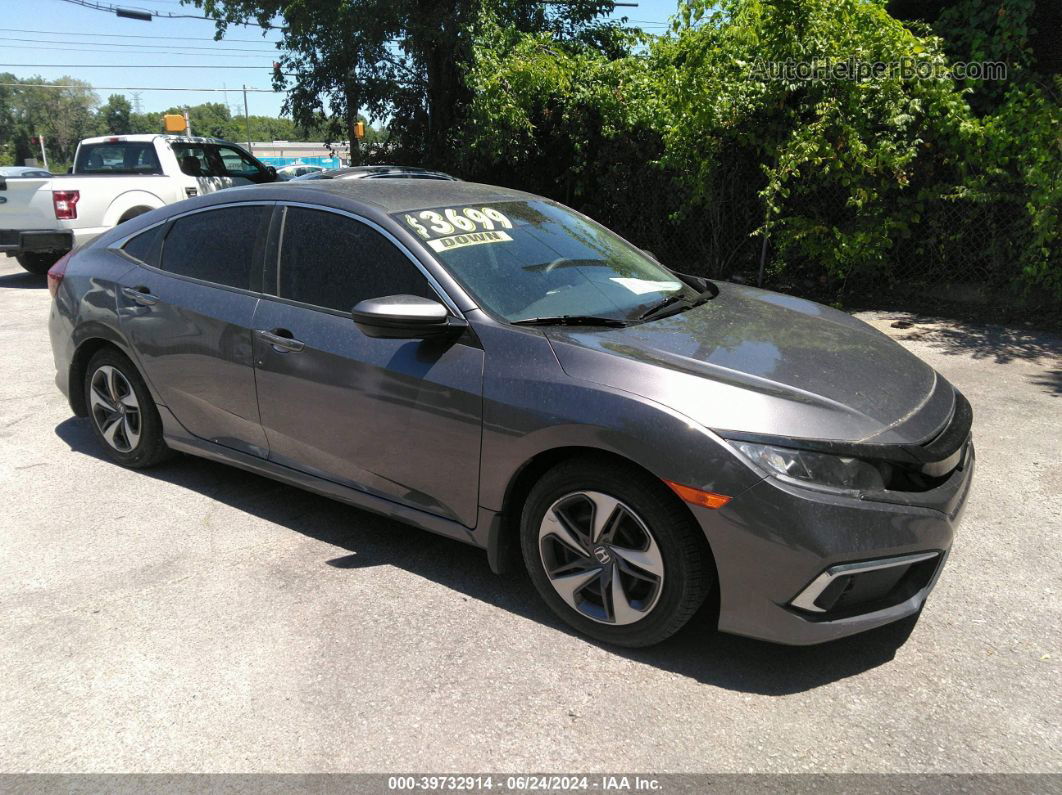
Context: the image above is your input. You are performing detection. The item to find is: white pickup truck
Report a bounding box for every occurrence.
[0,134,277,274]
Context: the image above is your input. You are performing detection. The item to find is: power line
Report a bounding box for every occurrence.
[0,44,279,59]
[1,81,279,92]
[0,36,280,53]
[0,26,282,45]
[55,0,284,29]
[0,64,287,71]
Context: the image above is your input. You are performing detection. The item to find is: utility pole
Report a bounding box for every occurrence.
[36,135,49,171]
[183,109,193,138]
[242,85,252,152]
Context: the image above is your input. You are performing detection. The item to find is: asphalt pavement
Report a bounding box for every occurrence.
[0,256,1059,773]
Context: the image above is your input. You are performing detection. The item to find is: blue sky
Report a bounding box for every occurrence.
[0,0,679,122]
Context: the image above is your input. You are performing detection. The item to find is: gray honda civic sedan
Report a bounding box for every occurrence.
[47,180,974,647]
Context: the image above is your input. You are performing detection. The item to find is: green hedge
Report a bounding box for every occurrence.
[453,0,1061,306]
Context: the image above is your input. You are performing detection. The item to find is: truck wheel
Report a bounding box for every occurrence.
[16,252,60,275]
[118,207,151,224]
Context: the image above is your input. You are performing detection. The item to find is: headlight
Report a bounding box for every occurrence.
[732,441,889,492]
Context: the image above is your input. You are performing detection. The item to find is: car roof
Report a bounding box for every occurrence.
[231,179,537,214]
[316,165,456,180]
[78,134,235,146]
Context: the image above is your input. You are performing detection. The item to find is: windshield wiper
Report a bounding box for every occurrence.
[638,285,717,322]
[510,315,628,328]
[637,293,688,321]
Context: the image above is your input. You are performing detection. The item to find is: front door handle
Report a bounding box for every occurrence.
[257,328,305,352]
[121,286,160,306]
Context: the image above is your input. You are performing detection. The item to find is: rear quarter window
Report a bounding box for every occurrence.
[121,224,165,267]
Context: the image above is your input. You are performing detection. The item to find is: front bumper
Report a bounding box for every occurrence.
[0,228,73,256]
[695,443,974,645]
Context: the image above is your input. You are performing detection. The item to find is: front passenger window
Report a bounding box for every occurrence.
[277,207,436,313]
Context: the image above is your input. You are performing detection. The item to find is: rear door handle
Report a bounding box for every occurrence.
[121,286,160,306]
[257,328,305,352]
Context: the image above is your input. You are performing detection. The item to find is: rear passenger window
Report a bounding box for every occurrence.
[160,206,268,290]
[122,224,164,267]
[277,207,436,313]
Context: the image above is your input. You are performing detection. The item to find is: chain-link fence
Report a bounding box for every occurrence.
[576,168,1050,319]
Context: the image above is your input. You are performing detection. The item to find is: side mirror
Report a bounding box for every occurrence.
[351,295,466,339]
[265,166,278,182]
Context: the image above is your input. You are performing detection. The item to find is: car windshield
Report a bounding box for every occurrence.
[393,200,693,323]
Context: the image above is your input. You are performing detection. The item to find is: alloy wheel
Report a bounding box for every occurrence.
[89,365,142,453]
[538,490,664,625]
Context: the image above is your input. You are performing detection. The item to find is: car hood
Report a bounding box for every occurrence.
[544,283,955,444]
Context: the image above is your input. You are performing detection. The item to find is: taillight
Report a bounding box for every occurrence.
[47,252,73,299]
[53,190,80,220]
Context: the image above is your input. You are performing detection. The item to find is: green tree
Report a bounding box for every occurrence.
[97,94,132,135]
[0,73,18,165]
[1,75,98,168]
[658,0,978,283]
[163,102,241,139]
[127,111,163,134]
[189,0,621,166]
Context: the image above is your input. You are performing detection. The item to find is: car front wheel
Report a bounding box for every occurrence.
[521,457,713,647]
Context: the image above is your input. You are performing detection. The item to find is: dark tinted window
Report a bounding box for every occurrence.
[75,142,161,175]
[122,224,164,267]
[277,207,435,312]
[160,206,267,290]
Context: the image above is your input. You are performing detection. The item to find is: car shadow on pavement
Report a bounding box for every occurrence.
[56,416,918,696]
[0,269,46,289]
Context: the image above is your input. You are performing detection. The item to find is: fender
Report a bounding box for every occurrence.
[102,189,168,228]
[478,380,765,515]
[475,381,768,574]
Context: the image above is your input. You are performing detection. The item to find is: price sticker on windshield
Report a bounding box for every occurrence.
[400,206,515,252]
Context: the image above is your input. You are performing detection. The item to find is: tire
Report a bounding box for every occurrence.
[83,348,171,468]
[118,207,150,224]
[16,251,61,275]
[521,456,713,647]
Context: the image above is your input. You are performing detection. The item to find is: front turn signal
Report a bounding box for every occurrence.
[663,480,731,510]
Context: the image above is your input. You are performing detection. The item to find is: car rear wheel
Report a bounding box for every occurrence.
[521,457,713,647]
[16,251,61,275]
[84,348,170,468]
